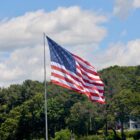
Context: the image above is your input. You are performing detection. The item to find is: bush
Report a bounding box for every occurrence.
[77,135,104,140]
[126,138,134,140]
[105,134,121,140]
[53,129,71,140]
[125,130,140,140]
[97,129,121,140]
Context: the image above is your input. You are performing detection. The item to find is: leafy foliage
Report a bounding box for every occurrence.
[0,65,140,140]
[53,129,71,140]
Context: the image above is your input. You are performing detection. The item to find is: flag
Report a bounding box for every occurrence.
[47,36,105,104]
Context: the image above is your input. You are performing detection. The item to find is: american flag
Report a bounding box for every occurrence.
[47,36,105,104]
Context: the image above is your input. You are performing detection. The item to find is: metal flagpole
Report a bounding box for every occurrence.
[43,33,48,140]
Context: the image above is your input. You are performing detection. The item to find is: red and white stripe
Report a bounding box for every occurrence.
[51,54,105,104]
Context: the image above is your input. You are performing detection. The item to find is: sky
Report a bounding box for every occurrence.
[0,0,140,87]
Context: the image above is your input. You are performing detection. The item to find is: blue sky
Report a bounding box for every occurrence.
[0,0,113,17]
[0,0,140,86]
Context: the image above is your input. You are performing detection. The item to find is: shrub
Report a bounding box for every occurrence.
[53,129,71,140]
[77,135,104,140]
[125,130,140,140]
[126,138,134,140]
[105,134,121,140]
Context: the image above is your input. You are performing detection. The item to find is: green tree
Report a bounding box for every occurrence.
[66,101,103,136]
[110,89,135,140]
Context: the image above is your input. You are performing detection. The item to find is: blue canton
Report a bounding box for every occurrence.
[47,37,76,73]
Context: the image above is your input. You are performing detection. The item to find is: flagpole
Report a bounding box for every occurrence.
[43,33,48,140]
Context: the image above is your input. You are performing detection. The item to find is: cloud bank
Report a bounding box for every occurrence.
[133,0,140,8]
[0,6,107,51]
[0,6,107,87]
[0,6,140,87]
[94,39,140,69]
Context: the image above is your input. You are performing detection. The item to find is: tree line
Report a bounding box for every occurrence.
[0,65,140,140]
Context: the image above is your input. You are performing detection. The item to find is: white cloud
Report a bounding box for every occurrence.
[0,6,108,87]
[133,0,140,8]
[1,6,140,87]
[0,6,107,51]
[2,38,139,87]
[93,39,140,69]
[0,45,51,87]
